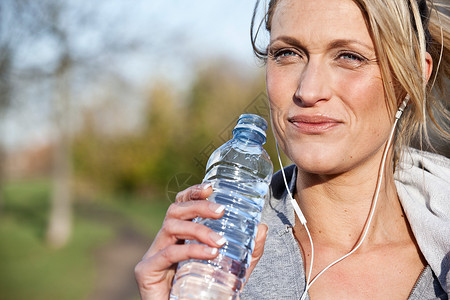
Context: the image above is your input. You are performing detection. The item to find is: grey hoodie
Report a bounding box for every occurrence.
[242,148,449,299]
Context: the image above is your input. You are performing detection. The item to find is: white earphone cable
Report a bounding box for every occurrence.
[299,113,400,300]
[275,99,407,300]
[276,143,314,286]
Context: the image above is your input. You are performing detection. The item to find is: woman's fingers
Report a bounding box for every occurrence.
[245,223,268,282]
[145,218,227,259]
[146,199,225,254]
[165,199,224,221]
[139,242,220,276]
[135,243,220,300]
[175,183,213,203]
[136,180,268,299]
[159,218,227,245]
[135,183,220,300]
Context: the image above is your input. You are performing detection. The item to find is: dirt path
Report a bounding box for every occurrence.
[78,204,152,300]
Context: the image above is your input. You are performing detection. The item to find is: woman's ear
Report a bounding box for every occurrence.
[425,52,433,84]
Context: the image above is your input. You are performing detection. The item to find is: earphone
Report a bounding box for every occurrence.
[275,96,409,300]
[396,96,409,120]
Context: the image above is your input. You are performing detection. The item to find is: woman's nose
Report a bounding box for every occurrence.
[294,61,332,107]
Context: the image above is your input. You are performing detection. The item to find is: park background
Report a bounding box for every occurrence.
[0,1,276,299]
[0,1,448,300]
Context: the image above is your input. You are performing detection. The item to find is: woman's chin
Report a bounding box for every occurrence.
[290,151,351,176]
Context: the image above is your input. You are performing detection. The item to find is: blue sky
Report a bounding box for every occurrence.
[126,1,265,85]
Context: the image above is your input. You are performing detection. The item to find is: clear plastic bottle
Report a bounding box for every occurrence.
[170,113,273,300]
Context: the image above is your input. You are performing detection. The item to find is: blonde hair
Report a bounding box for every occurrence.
[251,0,450,161]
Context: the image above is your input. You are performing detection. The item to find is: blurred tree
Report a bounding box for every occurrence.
[0,0,37,212]
[43,0,142,248]
[73,80,183,197]
[140,82,183,188]
[72,59,277,199]
[0,47,11,213]
[4,0,142,248]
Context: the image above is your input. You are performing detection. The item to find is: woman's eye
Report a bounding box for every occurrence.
[339,53,364,61]
[277,50,297,57]
[270,48,302,63]
[336,52,368,68]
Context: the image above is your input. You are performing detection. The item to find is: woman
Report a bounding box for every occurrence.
[135,0,450,298]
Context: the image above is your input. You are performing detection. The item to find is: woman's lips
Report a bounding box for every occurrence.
[288,115,343,134]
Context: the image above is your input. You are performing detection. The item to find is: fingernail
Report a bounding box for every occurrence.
[209,203,225,214]
[205,247,218,255]
[209,232,227,246]
[202,183,212,190]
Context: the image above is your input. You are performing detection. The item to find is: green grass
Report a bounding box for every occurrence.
[1,178,52,239]
[0,217,113,300]
[0,179,114,300]
[0,178,169,300]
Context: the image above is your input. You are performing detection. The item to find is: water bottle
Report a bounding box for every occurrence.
[170,113,273,300]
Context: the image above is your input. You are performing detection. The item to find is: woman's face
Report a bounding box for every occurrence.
[267,0,393,175]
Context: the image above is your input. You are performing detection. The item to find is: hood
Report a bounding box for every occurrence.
[395,148,450,294]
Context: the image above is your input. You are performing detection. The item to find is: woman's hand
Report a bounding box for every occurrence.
[134,183,268,300]
[134,183,222,299]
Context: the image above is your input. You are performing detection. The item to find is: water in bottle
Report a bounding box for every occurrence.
[170,113,273,300]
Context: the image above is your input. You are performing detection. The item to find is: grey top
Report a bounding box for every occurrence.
[242,148,450,299]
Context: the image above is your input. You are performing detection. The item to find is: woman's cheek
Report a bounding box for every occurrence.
[267,70,291,109]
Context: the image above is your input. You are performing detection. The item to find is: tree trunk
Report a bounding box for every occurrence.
[0,47,12,214]
[46,133,72,248]
[46,62,73,249]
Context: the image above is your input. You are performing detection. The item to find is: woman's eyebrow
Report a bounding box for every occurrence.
[327,39,374,52]
[270,36,374,53]
[269,35,306,49]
